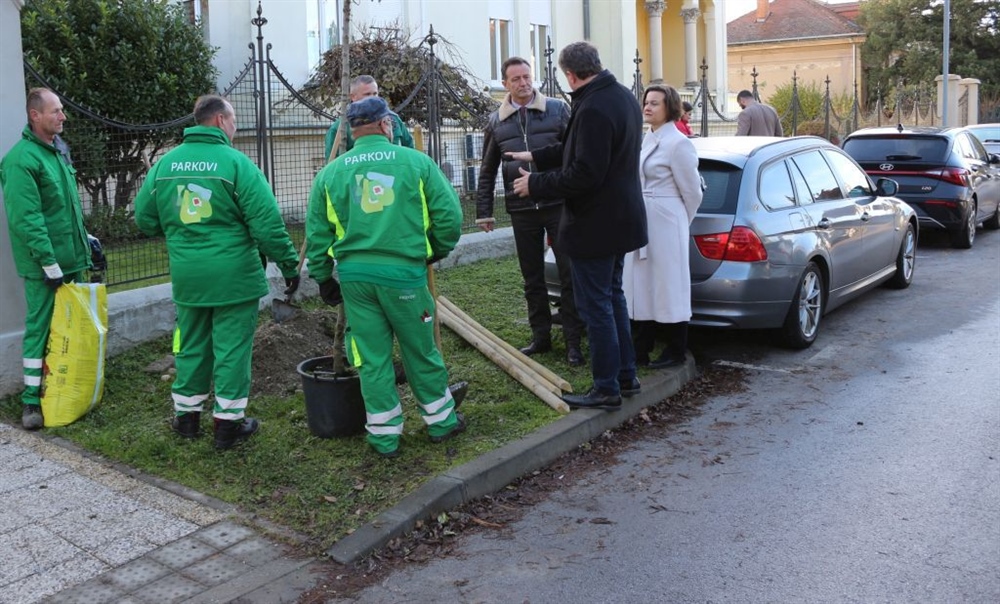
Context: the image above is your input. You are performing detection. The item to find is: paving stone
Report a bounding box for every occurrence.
[130,572,202,604]
[223,536,286,567]
[181,552,249,587]
[0,524,80,584]
[4,550,107,604]
[0,457,68,496]
[147,538,217,570]
[126,508,198,547]
[102,557,172,591]
[43,577,125,603]
[193,521,256,549]
[0,473,124,522]
[90,534,157,567]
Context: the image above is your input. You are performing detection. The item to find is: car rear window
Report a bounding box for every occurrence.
[696,160,742,215]
[842,135,948,162]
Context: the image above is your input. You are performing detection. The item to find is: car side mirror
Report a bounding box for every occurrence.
[875,177,898,197]
[988,153,1000,165]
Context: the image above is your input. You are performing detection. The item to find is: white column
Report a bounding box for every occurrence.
[959,78,980,126]
[1,0,29,397]
[703,4,717,86]
[681,5,700,86]
[644,1,666,83]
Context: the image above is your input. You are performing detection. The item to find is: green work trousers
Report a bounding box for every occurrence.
[341,280,459,454]
[171,300,258,420]
[21,274,82,406]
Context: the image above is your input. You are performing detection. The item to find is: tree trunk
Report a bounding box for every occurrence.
[331,0,353,375]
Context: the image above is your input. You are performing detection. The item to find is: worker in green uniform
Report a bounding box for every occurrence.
[323,75,414,160]
[306,96,463,458]
[1,88,92,430]
[134,94,301,450]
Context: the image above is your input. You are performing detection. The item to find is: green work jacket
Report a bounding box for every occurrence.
[306,134,462,289]
[323,114,414,161]
[1,126,90,279]
[134,126,299,307]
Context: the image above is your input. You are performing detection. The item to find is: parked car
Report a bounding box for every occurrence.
[966,123,1000,155]
[842,126,1000,249]
[545,136,917,349]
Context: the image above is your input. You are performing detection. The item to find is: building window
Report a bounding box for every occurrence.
[530,23,549,83]
[308,0,340,71]
[490,18,512,81]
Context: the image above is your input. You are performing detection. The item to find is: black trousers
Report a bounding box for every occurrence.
[509,205,583,346]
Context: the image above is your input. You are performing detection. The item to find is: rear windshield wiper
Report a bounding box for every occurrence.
[885,154,922,160]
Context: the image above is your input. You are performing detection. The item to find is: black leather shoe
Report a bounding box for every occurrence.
[562,388,622,411]
[449,381,469,409]
[214,417,260,450]
[519,339,552,356]
[171,412,201,439]
[619,378,641,398]
[566,345,585,367]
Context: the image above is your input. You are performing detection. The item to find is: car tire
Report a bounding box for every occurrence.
[983,204,1000,230]
[780,262,824,349]
[950,200,976,249]
[886,223,916,289]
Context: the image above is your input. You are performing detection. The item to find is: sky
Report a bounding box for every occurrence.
[724,0,860,23]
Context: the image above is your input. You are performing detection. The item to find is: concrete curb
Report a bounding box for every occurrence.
[327,357,696,564]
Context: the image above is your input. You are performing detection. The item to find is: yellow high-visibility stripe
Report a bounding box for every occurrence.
[420,179,432,258]
[325,184,346,258]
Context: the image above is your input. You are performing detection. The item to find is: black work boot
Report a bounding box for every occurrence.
[449,381,469,410]
[649,322,688,369]
[22,405,43,431]
[214,417,260,450]
[171,412,201,439]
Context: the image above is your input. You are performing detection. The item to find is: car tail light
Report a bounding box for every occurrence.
[694,226,767,262]
[929,167,969,186]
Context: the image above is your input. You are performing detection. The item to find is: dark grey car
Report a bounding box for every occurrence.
[545,136,918,349]
[842,126,1000,249]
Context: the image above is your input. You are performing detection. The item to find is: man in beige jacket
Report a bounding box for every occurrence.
[735,90,783,137]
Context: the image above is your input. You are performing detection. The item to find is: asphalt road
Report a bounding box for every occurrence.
[340,228,1000,603]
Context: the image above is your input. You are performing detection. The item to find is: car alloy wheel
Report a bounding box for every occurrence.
[781,262,824,349]
[951,201,977,249]
[887,223,916,289]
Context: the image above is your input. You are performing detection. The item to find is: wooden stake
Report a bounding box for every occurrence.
[438,304,570,414]
[438,295,572,393]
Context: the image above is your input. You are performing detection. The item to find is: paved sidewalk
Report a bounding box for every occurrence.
[2,361,694,604]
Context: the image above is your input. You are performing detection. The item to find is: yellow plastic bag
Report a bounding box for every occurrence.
[41,282,108,427]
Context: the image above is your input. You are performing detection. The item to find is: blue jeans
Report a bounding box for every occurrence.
[570,254,637,395]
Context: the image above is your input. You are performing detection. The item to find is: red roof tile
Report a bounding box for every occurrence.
[728,0,864,45]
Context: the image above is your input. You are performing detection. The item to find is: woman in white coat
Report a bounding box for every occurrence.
[623,85,703,368]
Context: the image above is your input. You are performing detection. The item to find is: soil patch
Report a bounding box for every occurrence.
[251,307,341,398]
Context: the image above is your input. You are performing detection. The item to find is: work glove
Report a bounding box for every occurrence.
[319,278,343,307]
[283,275,300,296]
[42,264,64,291]
[87,234,107,272]
[427,253,445,265]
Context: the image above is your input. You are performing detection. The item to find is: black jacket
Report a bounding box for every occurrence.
[529,70,647,259]
[476,92,570,219]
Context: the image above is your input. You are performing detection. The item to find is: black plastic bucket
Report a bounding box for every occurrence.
[296,356,366,438]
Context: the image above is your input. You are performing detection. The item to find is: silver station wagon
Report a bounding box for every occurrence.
[545,136,918,349]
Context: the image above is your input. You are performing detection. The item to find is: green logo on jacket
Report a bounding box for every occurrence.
[177,183,213,224]
[354,172,395,213]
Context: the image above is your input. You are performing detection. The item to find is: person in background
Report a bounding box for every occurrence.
[135,94,301,450]
[306,96,464,459]
[323,75,414,160]
[510,41,647,412]
[676,100,694,136]
[735,89,783,137]
[476,56,585,366]
[624,85,703,369]
[1,88,93,430]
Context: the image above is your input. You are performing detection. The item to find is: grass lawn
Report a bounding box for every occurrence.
[0,255,600,552]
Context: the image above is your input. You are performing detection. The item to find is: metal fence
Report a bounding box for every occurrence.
[22,4,992,290]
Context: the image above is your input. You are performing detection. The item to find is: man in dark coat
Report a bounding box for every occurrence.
[511,41,647,411]
[476,56,585,366]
